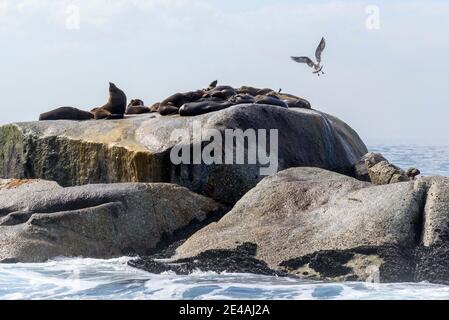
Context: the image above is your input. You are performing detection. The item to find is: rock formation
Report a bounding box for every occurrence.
[0,106,367,204]
[0,178,222,263]
[142,167,449,284]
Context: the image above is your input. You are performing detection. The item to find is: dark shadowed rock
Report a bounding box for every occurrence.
[129,243,281,276]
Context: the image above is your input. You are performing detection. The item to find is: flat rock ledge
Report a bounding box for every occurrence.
[130,168,449,285]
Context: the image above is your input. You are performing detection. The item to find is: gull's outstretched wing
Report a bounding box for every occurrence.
[315,37,326,64]
[291,56,315,68]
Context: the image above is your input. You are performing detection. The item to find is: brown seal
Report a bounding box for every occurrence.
[179,101,233,117]
[92,82,127,117]
[160,90,203,108]
[39,107,93,121]
[149,102,161,113]
[126,99,150,115]
[237,86,261,96]
[208,80,218,90]
[254,95,288,108]
[158,105,180,116]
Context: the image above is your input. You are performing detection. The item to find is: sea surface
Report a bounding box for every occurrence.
[1,145,449,300]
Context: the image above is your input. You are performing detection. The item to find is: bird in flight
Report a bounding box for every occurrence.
[291,37,326,76]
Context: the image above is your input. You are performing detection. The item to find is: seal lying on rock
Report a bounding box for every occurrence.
[126,99,150,115]
[149,102,161,113]
[153,84,312,117]
[161,91,204,108]
[158,90,205,115]
[179,101,233,117]
[39,107,93,121]
[283,97,312,109]
[91,82,127,119]
[91,108,124,120]
[254,95,288,108]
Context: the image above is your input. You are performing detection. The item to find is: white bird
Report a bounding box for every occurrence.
[291,37,326,76]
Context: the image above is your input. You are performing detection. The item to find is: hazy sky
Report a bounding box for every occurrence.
[0,0,448,145]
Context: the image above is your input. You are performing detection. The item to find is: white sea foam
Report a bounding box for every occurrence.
[1,257,449,300]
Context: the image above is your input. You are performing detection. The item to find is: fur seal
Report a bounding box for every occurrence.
[150,102,161,113]
[256,88,274,96]
[254,95,288,108]
[39,107,93,121]
[91,108,111,120]
[204,86,236,100]
[208,80,218,90]
[237,86,261,96]
[158,105,180,116]
[160,90,204,109]
[406,168,421,180]
[179,101,233,117]
[94,82,127,116]
[284,97,311,109]
[271,93,312,109]
[126,99,150,115]
[229,94,255,105]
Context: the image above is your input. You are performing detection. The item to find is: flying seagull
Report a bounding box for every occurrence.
[291,37,326,76]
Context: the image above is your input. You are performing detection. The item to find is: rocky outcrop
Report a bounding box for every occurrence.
[0,105,367,204]
[157,167,449,284]
[354,152,411,184]
[0,179,222,263]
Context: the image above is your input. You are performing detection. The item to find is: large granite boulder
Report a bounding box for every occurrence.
[170,167,449,284]
[0,105,367,204]
[0,179,222,263]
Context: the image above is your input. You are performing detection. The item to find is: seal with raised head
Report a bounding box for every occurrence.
[92,82,127,117]
[208,80,218,90]
[39,107,93,121]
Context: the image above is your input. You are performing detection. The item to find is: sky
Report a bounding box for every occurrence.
[0,0,448,145]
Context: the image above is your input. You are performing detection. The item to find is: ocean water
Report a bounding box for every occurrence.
[370,145,449,177]
[1,145,449,300]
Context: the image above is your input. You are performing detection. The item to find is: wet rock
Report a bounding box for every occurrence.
[129,243,282,276]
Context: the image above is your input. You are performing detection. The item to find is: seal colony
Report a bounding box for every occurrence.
[38,80,312,121]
